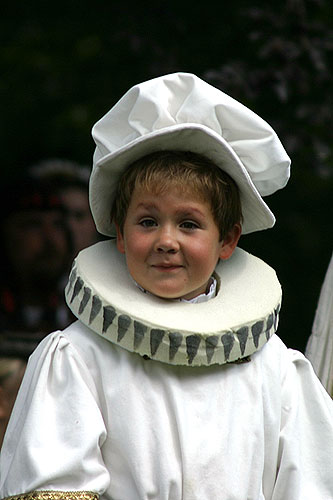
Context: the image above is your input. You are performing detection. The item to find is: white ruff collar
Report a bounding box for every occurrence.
[65,240,282,367]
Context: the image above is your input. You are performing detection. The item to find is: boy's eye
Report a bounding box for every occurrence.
[139,218,157,228]
[180,221,199,230]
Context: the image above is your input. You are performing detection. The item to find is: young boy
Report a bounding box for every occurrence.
[1,73,333,499]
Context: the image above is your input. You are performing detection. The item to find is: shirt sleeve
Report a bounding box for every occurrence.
[272,347,333,499]
[0,331,110,499]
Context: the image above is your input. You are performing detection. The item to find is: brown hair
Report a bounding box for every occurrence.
[111,150,242,241]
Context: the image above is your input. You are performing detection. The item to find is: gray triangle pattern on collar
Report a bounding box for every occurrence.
[66,270,280,367]
[65,241,282,367]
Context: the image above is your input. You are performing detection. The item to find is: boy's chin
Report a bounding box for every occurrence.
[132,275,208,301]
[147,288,183,300]
[137,283,185,301]
[141,285,202,301]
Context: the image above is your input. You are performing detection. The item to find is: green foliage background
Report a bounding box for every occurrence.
[1,0,332,351]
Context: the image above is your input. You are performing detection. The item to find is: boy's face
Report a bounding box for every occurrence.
[116,185,240,300]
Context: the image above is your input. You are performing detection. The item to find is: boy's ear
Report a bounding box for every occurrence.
[219,224,242,260]
[115,224,125,254]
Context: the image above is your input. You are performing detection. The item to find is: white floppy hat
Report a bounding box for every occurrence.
[90,72,290,235]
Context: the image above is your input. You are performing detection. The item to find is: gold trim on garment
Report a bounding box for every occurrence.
[2,491,99,500]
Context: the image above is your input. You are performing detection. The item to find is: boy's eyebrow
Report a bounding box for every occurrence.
[137,202,157,209]
[136,202,159,213]
[137,202,206,218]
[175,207,206,218]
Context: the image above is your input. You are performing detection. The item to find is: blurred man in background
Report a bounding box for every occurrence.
[0,175,74,444]
[0,176,73,338]
[31,159,100,259]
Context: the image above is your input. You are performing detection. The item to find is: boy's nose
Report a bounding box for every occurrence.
[154,226,179,253]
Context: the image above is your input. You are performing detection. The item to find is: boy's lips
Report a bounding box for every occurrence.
[151,262,184,271]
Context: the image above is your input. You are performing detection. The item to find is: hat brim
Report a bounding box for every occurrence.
[89,123,275,236]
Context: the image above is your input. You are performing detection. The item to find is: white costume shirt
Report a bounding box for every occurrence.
[306,252,333,396]
[1,242,333,499]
